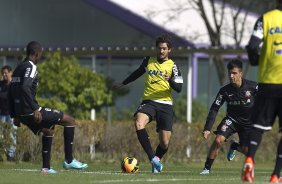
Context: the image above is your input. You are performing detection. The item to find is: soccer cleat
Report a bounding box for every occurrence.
[41,168,58,174]
[269,174,282,183]
[241,157,254,183]
[151,156,163,172]
[152,164,159,174]
[200,168,210,175]
[63,159,88,170]
[227,140,237,161]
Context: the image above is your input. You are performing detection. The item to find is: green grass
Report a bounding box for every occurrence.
[0,161,275,184]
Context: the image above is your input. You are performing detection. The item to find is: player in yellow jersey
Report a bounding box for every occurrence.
[113,34,183,173]
[242,0,282,183]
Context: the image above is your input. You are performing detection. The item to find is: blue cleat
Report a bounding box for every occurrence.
[41,168,58,174]
[151,156,163,172]
[151,164,159,174]
[63,159,88,170]
[227,140,237,161]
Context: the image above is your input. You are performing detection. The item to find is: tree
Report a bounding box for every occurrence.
[145,0,259,84]
[37,52,112,119]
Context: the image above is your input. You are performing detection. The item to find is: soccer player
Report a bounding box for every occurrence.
[200,59,257,175]
[112,34,183,173]
[0,65,17,160]
[8,41,88,174]
[242,0,282,182]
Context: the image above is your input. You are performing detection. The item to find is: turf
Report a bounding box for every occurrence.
[0,161,274,184]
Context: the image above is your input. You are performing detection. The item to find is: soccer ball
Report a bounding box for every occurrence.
[121,157,139,173]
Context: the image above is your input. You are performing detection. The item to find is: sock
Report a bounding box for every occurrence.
[204,158,214,170]
[64,126,74,163]
[42,135,53,169]
[155,144,168,160]
[136,129,154,161]
[231,142,239,150]
[272,138,282,177]
[247,129,264,159]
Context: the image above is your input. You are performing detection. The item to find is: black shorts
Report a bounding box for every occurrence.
[215,117,252,146]
[251,97,282,132]
[19,107,64,135]
[134,100,174,132]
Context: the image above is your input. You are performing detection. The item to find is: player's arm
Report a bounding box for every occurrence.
[112,57,148,89]
[246,17,263,66]
[167,64,183,93]
[203,89,225,138]
[21,66,41,122]
[7,85,15,118]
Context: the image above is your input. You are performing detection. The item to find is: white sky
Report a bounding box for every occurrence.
[108,0,259,46]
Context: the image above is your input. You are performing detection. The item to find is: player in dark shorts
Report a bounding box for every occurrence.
[200,59,257,175]
[8,41,87,174]
[242,0,282,182]
[113,35,183,173]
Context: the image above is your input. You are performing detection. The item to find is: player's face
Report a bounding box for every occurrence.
[34,49,43,64]
[228,67,242,87]
[1,69,12,82]
[157,42,171,61]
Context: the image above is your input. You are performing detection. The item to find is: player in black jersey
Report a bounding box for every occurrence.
[8,41,87,174]
[113,35,183,173]
[200,59,257,175]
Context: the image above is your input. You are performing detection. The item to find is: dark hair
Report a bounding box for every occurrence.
[156,34,172,48]
[1,65,12,72]
[278,0,282,4]
[227,59,243,70]
[26,41,42,56]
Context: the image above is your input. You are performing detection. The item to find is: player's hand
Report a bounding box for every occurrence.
[33,110,42,123]
[112,83,124,89]
[13,117,21,127]
[202,130,210,139]
[163,71,170,81]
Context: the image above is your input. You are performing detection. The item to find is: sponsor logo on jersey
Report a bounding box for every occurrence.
[269,26,282,35]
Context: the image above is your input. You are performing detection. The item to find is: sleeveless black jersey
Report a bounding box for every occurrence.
[204,79,258,131]
[8,60,40,116]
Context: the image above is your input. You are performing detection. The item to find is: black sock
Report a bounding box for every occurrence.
[42,135,53,169]
[247,129,264,159]
[204,158,214,170]
[155,144,168,160]
[231,142,239,150]
[64,126,74,163]
[272,138,282,177]
[136,129,154,161]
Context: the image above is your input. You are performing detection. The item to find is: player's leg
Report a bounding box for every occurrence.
[57,113,87,169]
[269,136,282,183]
[242,97,277,183]
[156,130,171,159]
[201,117,235,174]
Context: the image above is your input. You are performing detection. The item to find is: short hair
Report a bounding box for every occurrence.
[227,59,243,70]
[1,65,12,72]
[278,0,282,4]
[26,41,42,56]
[156,34,172,48]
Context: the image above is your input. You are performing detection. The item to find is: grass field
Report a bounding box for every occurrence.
[0,161,275,184]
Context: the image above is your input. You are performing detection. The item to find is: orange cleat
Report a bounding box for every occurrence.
[242,157,254,183]
[269,174,282,183]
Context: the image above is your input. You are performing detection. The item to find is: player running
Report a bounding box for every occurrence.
[200,59,257,175]
[113,34,183,173]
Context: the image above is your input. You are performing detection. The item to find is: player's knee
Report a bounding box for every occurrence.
[134,118,146,130]
[160,142,169,150]
[41,128,54,136]
[214,137,224,147]
[61,114,76,126]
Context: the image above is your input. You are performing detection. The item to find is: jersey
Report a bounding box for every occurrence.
[8,59,40,116]
[258,9,282,84]
[122,56,183,104]
[204,79,258,131]
[0,81,10,115]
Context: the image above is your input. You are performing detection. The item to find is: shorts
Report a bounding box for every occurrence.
[19,107,64,135]
[215,117,252,146]
[134,100,174,132]
[251,96,282,132]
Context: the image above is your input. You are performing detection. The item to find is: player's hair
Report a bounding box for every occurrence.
[156,34,172,48]
[227,59,243,71]
[26,41,42,56]
[278,0,282,4]
[1,65,12,72]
